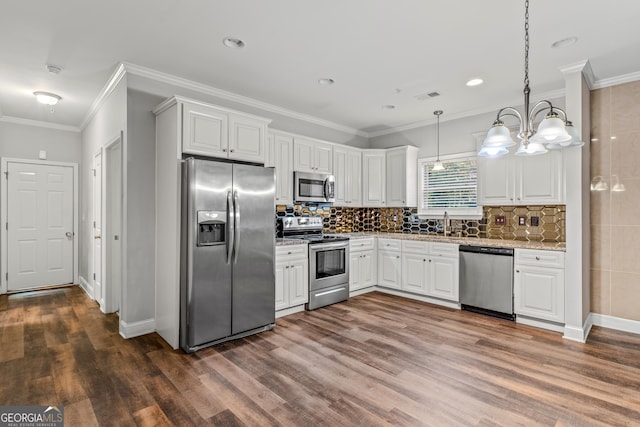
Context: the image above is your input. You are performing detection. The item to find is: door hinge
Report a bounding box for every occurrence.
[93,273,96,280]
[3,171,7,179]
[93,221,96,229]
[93,169,96,177]
[5,272,7,281]
[5,222,7,230]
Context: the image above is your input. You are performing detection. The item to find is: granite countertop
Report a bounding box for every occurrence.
[339,232,566,252]
[276,238,308,247]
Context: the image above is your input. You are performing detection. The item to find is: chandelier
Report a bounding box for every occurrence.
[478,0,584,158]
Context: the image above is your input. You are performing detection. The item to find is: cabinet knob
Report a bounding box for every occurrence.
[402,201,405,203]
[396,256,400,259]
[517,197,521,201]
[230,149,235,153]
[516,269,520,273]
[287,251,292,254]
[285,265,290,269]
[423,259,426,262]
[535,256,540,260]
[510,197,513,201]
[429,259,432,262]
[222,148,227,152]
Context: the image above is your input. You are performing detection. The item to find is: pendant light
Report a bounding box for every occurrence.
[432,110,444,171]
[478,0,582,158]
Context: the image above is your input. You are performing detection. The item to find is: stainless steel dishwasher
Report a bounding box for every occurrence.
[459,245,515,320]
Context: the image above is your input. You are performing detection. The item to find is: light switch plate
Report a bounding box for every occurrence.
[519,216,526,226]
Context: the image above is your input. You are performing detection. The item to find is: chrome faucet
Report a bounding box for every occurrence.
[443,210,450,236]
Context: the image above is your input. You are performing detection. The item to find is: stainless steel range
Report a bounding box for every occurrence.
[278,216,349,310]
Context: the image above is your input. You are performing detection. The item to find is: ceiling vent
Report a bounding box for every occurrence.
[414,91,440,101]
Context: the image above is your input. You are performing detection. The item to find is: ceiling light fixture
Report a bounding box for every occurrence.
[222,37,245,49]
[551,36,578,49]
[317,78,335,86]
[479,0,583,158]
[33,91,61,106]
[466,78,483,87]
[432,110,444,171]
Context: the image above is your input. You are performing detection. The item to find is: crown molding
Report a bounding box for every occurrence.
[0,115,80,133]
[368,88,566,138]
[79,63,127,131]
[559,60,596,89]
[121,62,367,138]
[592,70,640,90]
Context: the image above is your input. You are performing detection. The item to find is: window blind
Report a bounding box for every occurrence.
[420,159,478,210]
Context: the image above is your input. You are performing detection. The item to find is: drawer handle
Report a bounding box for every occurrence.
[287,251,292,255]
[535,256,540,260]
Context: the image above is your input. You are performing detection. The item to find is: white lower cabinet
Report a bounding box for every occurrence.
[400,240,459,301]
[349,239,377,292]
[378,238,402,289]
[276,245,308,311]
[514,249,565,323]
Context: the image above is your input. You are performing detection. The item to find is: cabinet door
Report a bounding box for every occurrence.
[362,151,386,206]
[349,251,363,291]
[274,134,294,205]
[514,265,564,322]
[428,256,459,301]
[288,261,309,306]
[228,114,266,163]
[517,150,563,204]
[477,155,513,205]
[293,138,315,173]
[275,260,289,311]
[347,149,362,206]
[386,149,406,207]
[182,103,227,157]
[314,141,333,174]
[378,250,401,289]
[402,253,428,294]
[360,251,376,287]
[333,146,349,205]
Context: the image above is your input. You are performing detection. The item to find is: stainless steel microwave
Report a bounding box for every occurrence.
[294,171,335,203]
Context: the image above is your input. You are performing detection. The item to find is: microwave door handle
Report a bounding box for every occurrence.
[323,178,330,201]
[227,191,234,264]
[233,190,240,264]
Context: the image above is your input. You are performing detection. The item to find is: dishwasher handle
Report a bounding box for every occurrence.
[459,245,514,256]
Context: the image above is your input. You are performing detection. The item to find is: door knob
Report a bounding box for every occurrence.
[65,232,73,238]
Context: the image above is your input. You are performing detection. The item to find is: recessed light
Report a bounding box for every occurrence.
[318,78,335,86]
[466,78,483,87]
[222,37,245,49]
[551,36,578,49]
[33,91,61,105]
[382,105,396,110]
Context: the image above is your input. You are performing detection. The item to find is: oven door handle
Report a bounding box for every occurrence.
[309,242,348,251]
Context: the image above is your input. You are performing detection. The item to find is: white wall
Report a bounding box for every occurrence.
[0,121,81,163]
[80,76,127,296]
[125,89,164,323]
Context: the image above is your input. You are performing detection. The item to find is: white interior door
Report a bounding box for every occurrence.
[7,162,74,291]
[93,152,103,305]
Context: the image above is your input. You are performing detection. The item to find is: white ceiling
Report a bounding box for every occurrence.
[2,0,640,135]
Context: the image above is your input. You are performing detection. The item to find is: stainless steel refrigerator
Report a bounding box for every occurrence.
[180,158,276,352]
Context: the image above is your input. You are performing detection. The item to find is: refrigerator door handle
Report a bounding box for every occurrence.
[233,190,240,264]
[227,190,234,264]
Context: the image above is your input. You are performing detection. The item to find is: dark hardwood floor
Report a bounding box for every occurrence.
[1,286,640,426]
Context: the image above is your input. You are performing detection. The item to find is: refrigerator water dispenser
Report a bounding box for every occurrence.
[197,210,226,246]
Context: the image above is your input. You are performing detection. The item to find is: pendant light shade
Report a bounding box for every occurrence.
[478,145,509,158]
[482,121,516,148]
[535,113,571,142]
[515,141,547,156]
[564,121,585,147]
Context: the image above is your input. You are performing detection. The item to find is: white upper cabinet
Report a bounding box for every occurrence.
[270,132,294,205]
[178,98,270,163]
[362,150,386,207]
[478,147,564,205]
[385,146,418,207]
[333,145,362,206]
[293,137,333,174]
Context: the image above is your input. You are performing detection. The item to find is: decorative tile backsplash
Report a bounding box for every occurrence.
[276,203,565,243]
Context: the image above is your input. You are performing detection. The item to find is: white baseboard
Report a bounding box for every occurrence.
[518,316,565,334]
[563,314,594,343]
[374,287,461,310]
[276,304,306,318]
[591,313,640,335]
[349,286,376,297]
[119,318,156,339]
[78,276,94,300]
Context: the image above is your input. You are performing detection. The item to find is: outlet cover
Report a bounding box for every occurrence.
[518,216,526,226]
[531,216,539,226]
[495,215,506,225]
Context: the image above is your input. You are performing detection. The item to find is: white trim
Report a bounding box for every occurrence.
[517,316,565,333]
[119,318,156,339]
[78,275,94,300]
[375,287,461,309]
[563,314,593,342]
[368,89,566,138]
[275,304,306,319]
[591,313,640,335]
[1,158,79,294]
[80,64,127,131]
[349,286,376,297]
[0,115,81,133]
[122,62,366,138]
[592,70,640,90]
[559,60,596,89]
